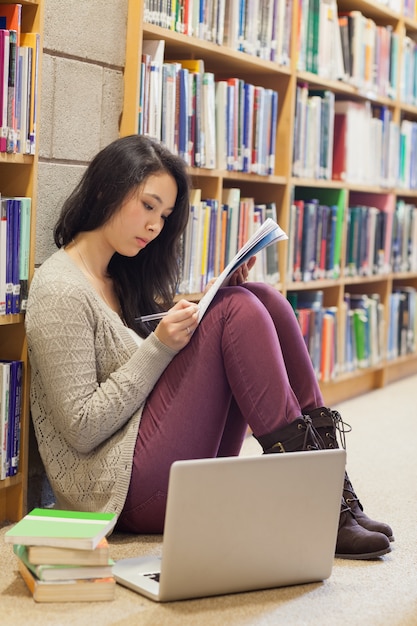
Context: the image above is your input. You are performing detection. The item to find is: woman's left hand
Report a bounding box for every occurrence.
[227,257,256,286]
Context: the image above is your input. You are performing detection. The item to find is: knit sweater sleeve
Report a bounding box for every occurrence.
[25,254,178,455]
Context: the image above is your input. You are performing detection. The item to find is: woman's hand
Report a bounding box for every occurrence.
[227,256,256,286]
[154,300,199,350]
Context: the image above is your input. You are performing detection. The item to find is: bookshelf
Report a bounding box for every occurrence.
[0,0,43,522]
[121,0,417,407]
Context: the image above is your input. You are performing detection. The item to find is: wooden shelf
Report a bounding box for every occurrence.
[0,0,44,523]
[121,0,417,408]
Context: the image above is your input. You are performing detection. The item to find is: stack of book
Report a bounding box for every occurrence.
[5,508,118,603]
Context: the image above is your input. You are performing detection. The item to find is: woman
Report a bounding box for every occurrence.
[26,135,392,560]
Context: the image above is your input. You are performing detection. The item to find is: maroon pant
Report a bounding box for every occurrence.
[117,283,323,533]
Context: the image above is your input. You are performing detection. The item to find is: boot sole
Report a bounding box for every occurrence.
[335,545,392,560]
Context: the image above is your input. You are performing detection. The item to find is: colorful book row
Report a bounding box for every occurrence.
[0,359,23,480]
[288,290,390,381]
[388,287,417,360]
[292,87,335,180]
[294,91,409,188]
[345,199,417,277]
[0,195,32,315]
[288,290,339,382]
[343,292,385,372]
[143,0,292,65]
[332,100,402,188]
[289,286,417,379]
[178,188,279,294]
[0,4,40,154]
[287,198,344,283]
[140,40,278,175]
[296,1,399,99]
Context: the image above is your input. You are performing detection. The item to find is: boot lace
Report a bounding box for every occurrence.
[330,409,352,450]
[302,416,324,451]
[343,474,361,506]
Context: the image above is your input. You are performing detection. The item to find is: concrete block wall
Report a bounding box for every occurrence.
[35,0,128,265]
[28,0,129,506]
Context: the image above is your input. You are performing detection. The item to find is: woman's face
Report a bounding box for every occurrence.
[104,172,178,257]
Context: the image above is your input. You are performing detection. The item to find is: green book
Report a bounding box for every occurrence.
[5,508,118,550]
[13,544,114,581]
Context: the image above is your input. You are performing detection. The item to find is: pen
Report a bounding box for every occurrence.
[137,311,169,322]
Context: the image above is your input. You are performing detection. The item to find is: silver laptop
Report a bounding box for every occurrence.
[113,449,346,602]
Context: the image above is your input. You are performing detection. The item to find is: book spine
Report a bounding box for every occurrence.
[8,360,22,476]
[0,194,6,314]
[11,198,20,313]
[6,29,17,153]
[18,197,31,310]
[0,30,9,152]
[0,361,10,479]
[5,198,13,314]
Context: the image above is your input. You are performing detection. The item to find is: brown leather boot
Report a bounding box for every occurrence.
[255,415,391,560]
[336,501,391,559]
[308,406,394,541]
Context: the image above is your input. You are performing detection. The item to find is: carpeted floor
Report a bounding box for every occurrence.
[1,374,417,625]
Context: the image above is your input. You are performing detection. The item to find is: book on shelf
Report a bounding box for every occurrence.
[16,43,32,154]
[390,287,417,357]
[292,87,334,181]
[259,202,280,284]
[0,7,39,155]
[144,0,292,64]
[320,307,338,383]
[221,187,241,265]
[141,38,165,141]
[0,4,21,150]
[24,537,111,567]
[349,192,395,274]
[201,71,216,169]
[344,293,385,368]
[20,32,40,153]
[5,508,118,550]
[14,544,114,582]
[0,29,10,152]
[0,196,31,314]
[18,196,31,309]
[289,290,329,379]
[0,360,10,479]
[139,41,279,176]
[0,359,23,479]
[17,559,116,603]
[197,218,287,322]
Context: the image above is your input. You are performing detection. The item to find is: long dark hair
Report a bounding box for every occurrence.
[54,135,191,336]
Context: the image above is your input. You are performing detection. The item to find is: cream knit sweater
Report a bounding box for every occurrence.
[25,249,178,516]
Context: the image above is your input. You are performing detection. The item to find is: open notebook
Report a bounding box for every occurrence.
[113,449,346,602]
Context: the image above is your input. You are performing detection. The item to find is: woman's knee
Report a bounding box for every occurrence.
[243,282,294,317]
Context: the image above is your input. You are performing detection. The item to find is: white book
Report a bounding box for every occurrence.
[161,63,178,154]
[198,218,287,322]
[16,46,31,154]
[215,81,228,171]
[142,40,165,141]
[223,0,239,50]
[201,73,216,169]
[0,193,5,314]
